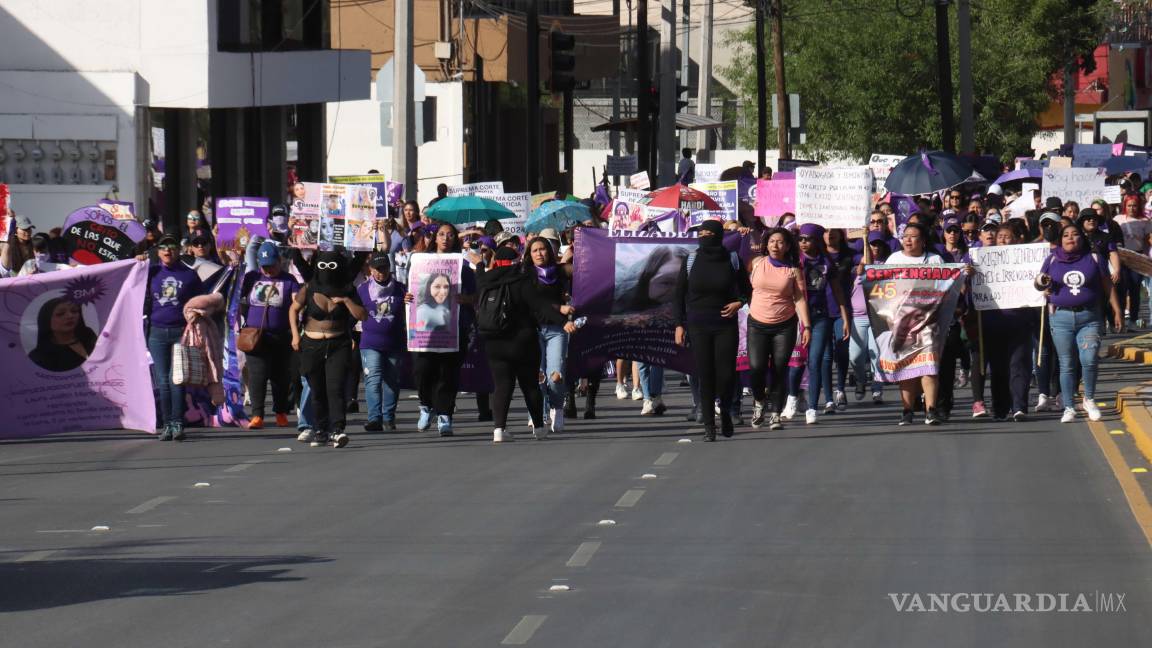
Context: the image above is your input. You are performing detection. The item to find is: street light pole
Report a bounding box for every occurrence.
[771,0,790,161]
[935,0,956,153]
[755,0,767,173]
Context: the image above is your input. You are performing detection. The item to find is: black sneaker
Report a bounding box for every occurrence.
[332,430,350,448]
[477,410,493,423]
[925,408,941,426]
[311,431,330,447]
[158,424,173,441]
[384,420,397,432]
[720,414,734,438]
[172,425,187,441]
[363,420,383,432]
[703,424,717,442]
[898,410,914,426]
[345,400,359,414]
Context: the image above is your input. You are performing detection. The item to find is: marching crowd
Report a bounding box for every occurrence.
[3,171,1152,446]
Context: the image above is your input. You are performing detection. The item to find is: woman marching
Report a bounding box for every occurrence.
[239,241,300,429]
[1035,223,1124,422]
[794,223,851,424]
[524,233,578,433]
[672,219,751,442]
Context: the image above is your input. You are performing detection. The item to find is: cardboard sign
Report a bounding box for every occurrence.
[969,243,1049,311]
[754,177,796,221]
[1102,185,1124,205]
[629,171,651,190]
[694,163,721,183]
[794,166,874,229]
[1072,144,1114,169]
[215,197,270,255]
[1041,168,1106,208]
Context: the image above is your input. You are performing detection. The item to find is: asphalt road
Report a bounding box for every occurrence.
[2,358,1151,647]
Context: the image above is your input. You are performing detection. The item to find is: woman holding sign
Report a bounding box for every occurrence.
[1035,223,1123,423]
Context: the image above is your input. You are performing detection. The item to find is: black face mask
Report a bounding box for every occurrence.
[313,251,346,291]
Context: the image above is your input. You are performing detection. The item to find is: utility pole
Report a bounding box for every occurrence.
[611,0,622,184]
[659,0,678,185]
[755,0,767,173]
[637,0,650,176]
[934,0,955,153]
[957,0,974,153]
[393,0,417,197]
[771,0,789,161]
[696,0,713,155]
[526,1,541,192]
[1063,65,1077,145]
[680,0,691,149]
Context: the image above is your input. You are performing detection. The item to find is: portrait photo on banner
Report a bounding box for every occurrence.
[406,253,463,353]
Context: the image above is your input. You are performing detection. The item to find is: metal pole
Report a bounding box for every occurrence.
[957,0,974,153]
[771,0,789,162]
[637,0,650,175]
[611,0,622,184]
[658,0,677,185]
[935,0,955,153]
[1063,65,1077,145]
[526,0,541,192]
[680,0,690,149]
[755,0,767,173]
[393,0,417,197]
[564,88,575,195]
[696,0,713,156]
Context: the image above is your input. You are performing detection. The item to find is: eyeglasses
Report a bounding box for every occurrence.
[869,219,886,225]
[191,242,206,247]
[317,261,338,270]
[798,236,813,242]
[158,244,178,252]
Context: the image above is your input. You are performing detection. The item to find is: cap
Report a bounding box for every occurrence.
[477,235,496,249]
[157,234,180,247]
[368,253,391,270]
[190,234,212,247]
[257,241,281,266]
[1039,212,1061,224]
[942,217,961,231]
[980,221,1000,232]
[797,222,825,239]
[1044,197,1063,211]
[867,230,888,244]
[537,227,561,242]
[987,183,1003,195]
[15,215,34,230]
[494,246,519,262]
[1077,208,1099,223]
[494,231,518,247]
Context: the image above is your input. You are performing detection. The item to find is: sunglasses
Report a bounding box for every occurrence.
[191,242,207,247]
[158,244,179,251]
[869,219,886,225]
[317,261,338,270]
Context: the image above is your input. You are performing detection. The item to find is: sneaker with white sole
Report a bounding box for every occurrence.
[823,401,836,415]
[533,423,549,440]
[332,431,350,448]
[550,408,565,434]
[631,387,643,401]
[652,396,667,415]
[872,390,883,405]
[297,428,315,443]
[1060,407,1076,423]
[640,399,655,416]
[751,401,766,427]
[768,413,783,430]
[782,395,798,420]
[615,383,629,400]
[1034,394,1055,413]
[417,406,433,431]
[834,390,847,410]
[1083,398,1102,421]
[805,408,817,425]
[493,428,514,443]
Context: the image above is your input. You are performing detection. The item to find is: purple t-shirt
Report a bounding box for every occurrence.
[358,277,407,352]
[801,254,835,316]
[242,271,300,332]
[1044,252,1108,309]
[148,262,205,328]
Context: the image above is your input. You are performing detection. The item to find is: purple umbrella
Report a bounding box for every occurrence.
[992,169,1043,185]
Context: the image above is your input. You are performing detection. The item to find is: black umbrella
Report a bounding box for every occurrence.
[883,150,975,196]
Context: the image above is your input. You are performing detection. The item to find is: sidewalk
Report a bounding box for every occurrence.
[1109,332,1152,465]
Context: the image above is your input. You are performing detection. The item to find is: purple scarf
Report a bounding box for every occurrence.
[535,264,558,285]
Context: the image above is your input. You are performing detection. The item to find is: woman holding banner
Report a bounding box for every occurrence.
[983,225,1036,422]
[848,231,890,406]
[1035,223,1124,423]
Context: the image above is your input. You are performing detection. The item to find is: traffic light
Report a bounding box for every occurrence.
[676,83,690,113]
[646,85,660,117]
[550,30,576,93]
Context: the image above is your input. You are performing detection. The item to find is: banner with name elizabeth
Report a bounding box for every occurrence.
[215,197,270,257]
[0,259,154,438]
[62,205,147,265]
[406,253,463,353]
[569,228,694,375]
[795,166,874,229]
[969,243,1049,311]
[862,264,965,383]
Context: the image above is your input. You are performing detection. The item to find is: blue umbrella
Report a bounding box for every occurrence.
[992,168,1043,185]
[423,196,516,225]
[884,151,976,196]
[525,200,591,233]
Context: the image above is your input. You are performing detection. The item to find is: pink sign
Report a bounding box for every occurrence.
[754,178,796,220]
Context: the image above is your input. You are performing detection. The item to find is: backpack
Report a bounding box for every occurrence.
[686,250,741,276]
[476,281,515,335]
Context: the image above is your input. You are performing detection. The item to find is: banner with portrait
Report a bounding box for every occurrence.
[287,181,322,249]
[862,264,965,383]
[328,173,404,217]
[215,197,270,257]
[406,253,463,353]
[0,259,154,438]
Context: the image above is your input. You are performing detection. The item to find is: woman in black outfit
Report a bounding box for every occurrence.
[479,247,570,443]
[672,219,751,441]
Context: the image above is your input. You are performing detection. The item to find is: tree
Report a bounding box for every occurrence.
[720,0,1105,162]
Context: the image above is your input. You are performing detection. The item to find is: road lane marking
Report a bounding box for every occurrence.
[501,615,547,645]
[35,530,88,534]
[223,460,264,473]
[654,452,678,466]
[15,550,56,563]
[566,541,602,567]
[126,496,177,515]
[615,489,645,508]
[1088,420,1152,550]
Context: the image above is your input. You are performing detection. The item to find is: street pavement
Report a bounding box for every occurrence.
[2,356,1151,647]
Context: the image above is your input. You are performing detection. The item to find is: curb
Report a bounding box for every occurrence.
[1108,332,1152,365]
[1117,382,1152,467]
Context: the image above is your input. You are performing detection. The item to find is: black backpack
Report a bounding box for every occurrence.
[477,280,515,335]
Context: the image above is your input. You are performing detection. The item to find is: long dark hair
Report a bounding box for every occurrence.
[762,227,800,268]
[523,236,559,269]
[629,245,687,311]
[35,297,97,352]
[420,272,455,306]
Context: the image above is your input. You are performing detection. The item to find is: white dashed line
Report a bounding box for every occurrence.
[126,495,178,515]
[223,460,265,473]
[566,541,602,567]
[15,550,57,563]
[654,452,679,466]
[615,489,645,508]
[501,615,548,645]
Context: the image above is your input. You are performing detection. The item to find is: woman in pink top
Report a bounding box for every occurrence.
[747,228,812,430]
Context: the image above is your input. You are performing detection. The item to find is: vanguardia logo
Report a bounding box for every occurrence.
[888,592,1127,613]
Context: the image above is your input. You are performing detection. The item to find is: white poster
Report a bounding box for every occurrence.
[969,243,1049,311]
[694,163,721,183]
[617,188,648,203]
[448,181,505,197]
[629,171,651,190]
[868,153,904,193]
[477,191,530,236]
[795,166,874,229]
[1041,168,1106,208]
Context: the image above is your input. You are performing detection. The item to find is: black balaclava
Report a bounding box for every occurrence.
[697,220,727,259]
[312,250,348,295]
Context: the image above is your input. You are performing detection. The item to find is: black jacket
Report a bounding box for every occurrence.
[476,265,567,339]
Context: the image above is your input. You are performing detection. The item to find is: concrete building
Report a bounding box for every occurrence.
[0,0,369,233]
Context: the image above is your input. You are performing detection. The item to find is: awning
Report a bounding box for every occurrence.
[591,113,725,133]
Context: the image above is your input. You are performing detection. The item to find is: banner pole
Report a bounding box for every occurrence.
[977,310,984,369]
[1036,306,1046,367]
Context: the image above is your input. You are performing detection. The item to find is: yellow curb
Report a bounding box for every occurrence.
[1117,384,1152,467]
[1088,420,1152,550]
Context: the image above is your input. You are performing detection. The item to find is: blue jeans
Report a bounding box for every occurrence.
[361,349,401,423]
[805,314,833,407]
[848,316,882,393]
[538,324,569,409]
[1049,307,1102,401]
[638,363,664,399]
[297,378,315,431]
[820,317,848,402]
[148,325,186,428]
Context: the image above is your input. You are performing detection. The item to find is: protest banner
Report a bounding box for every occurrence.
[629,171,651,190]
[1101,185,1124,205]
[861,264,966,383]
[1119,248,1152,277]
[215,197,270,256]
[97,200,135,220]
[62,205,146,265]
[1041,167,1106,208]
[643,208,680,233]
[689,180,738,221]
[0,259,154,437]
[969,243,1049,311]
[1018,159,1046,171]
[448,181,504,197]
[795,166,874,229]
[607,200,647,231]
[477,192,530,236]
[738,176,756,206]
[778,159,819,173]
[1072,143,1114,168]
[329,173,403,216]
[684,210,730,230]
[406,253,463,353]
[288,181,321,249]
[754,177,795,222]
[606,155,638,176]
[569,228,695,374]
[695,163,721,183]
[616,188,648,203]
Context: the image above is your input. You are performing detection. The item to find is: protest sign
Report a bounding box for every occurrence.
[616,188,648,203]
[448,181,505,197]
[868,154,904,193]
[62,205,146,265]
[343,184,379,251]
[754,177,796,222]
[1119,248,1152,277]
[97,200,135,220]
[1102,185,1124,205]
[738,176,756,205]
[1072,144,1114,168]
[684,210,730,229]
[1041,168,1106,208]
[1002,191,1036,221]
[288,181,321,249]
[294,183,378,252]
[607,200,647,231]
[969,243,1049,311]
[569,228,695,374]
[862,264,966,383]
[689,180,738,221]
[629,171,651,190]
[329,174,403,216]
[1018,159,1046,171]
[642,208,680,233]
[0,259,154,438]
[695,163,721,183]
[795,166,874,229]
[778,159,819,173]
[1048,157,1073,169]
[406,253,463,353]
[215,197,270,256]
[477,192,530,236]
[606,155,638,176]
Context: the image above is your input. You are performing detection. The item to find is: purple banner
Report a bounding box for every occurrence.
[215,197,271,257]
[0,259,154,437]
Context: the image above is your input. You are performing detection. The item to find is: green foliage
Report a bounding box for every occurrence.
[720,0,1105,162]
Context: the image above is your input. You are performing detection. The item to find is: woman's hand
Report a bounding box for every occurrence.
[404,293,414,304]
[674,326,686,347]
[291,334,301,351]
[1114,315,1125,333]
[964,263,974,277]
[800,327,811,347]
[720,301,742,318]
[840,312,851,341]
[559,305,575,316]
[563,322,578,334]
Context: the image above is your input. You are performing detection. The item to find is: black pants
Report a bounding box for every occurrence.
[936,323,965,414]
[747,316,797,415]
[344,330,362,407]
[246,330,294,418]
[986,327,1031,418]
[413,348,465,415]
[299,335,352,432]
[688,322,739,427]
[484,331,544,429]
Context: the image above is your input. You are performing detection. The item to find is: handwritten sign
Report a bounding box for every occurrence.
[969,243,1049,310]
[1041,168,1106,208]
[794,166,874,229]
[629,171,651,190]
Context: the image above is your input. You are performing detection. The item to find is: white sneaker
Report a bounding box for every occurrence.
[781,395,798,420]
[834,390,847,410]
[1083,398,1102,421]
[805,409,817,425]
[1034,394,1055,413]
[631,387,643,401]
[1060,408,1076,424]
[768,413,783,430]
[751,401,766,427]
[550,408,564,434]
[493,428,515,443]
[296,429,315,443]
[1054,393,1064,410]
[615,383,629,400]
[823,401,836,415]
[641,399,655,416]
